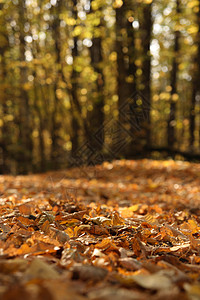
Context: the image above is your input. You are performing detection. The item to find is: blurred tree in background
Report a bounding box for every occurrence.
[0,0,200,174]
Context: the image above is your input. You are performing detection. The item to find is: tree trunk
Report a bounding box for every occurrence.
[167,0,180,149]
[71,25,80,154]
[70,0,91,159]
[89,1,105,152]
[126,2,137,155]
[116,3,129,125]
[0,48,9,173]
[140,2,152,148]
[115,2,130,158]
[190,0,200,149]
[33,79,46,172]
[18,0,33,173]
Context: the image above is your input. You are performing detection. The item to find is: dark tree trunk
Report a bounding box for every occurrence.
[70,0,91,158]
[0,50,9,173]
[127,17,137,97]
[115,2,130,158]
[51,8,62,168]
[89,1,105,152]
[18,0,33,173]
[167,0,180,149]
[33,79,46,172]
[116,3,129,126]
[140,2,152,148]
[190,0,200,149]
[126,2,137,154]
[71,26,80,154]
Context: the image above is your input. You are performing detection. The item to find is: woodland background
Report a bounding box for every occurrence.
[0,0,200,174]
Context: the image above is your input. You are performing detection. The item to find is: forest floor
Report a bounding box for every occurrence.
[0,159,200,299]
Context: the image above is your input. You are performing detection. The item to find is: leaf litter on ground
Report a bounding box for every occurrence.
[0,159,200,299]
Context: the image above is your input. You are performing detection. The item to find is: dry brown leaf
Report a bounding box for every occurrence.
[71,264,108,282]
[25,258,60,280]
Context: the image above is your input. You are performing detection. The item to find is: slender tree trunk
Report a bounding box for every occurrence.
[0,3,9,171]
[31,35,47,172]
[50,0,80,159]
[167,0,180,149]
[140,2,152,148]
[190,88,196,148]
[116,3,129,126]
[115,2,130,158]
[127,18,137,97]
[33,78,46,172]
[190,0,200,149]
[18,0,33,173]
[126,2,137,155]
[51,0,91,165]
[71,0,91,157]
[89,1,105,152]
[0,50,9,173]
[71,24,80,154]
[50,1,66,168]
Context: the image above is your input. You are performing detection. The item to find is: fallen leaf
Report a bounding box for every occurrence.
[71,264,108,282]
[25,258,60,280]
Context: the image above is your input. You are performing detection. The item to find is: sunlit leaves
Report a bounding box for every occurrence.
[73,25,82,37]
[113,0,123,9]
[187,0,200,9]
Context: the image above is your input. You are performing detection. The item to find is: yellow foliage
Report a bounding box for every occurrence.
[144,0,153,3]
[176,120,183,129]
[4,115,14,122]
[187,25,198,34]
[46,78,52,85]
[166,86,172,92]
[135,59,142,67]
[126,75,134,83]
[73,26,82,37]
[109,52,117,62]
[23,82,32,91]
[64,141,72,151]
[153,94,159,102]
[113,0,123,9]
[56,89,63,99]
[136,69,142,76]
[172,93,179,102]
[193,6,199,12]
[187,0,199,8]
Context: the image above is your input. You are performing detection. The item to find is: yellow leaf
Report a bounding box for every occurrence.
[112,212,125,226]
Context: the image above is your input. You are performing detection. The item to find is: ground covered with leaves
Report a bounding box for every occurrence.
[0,159,200,299]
